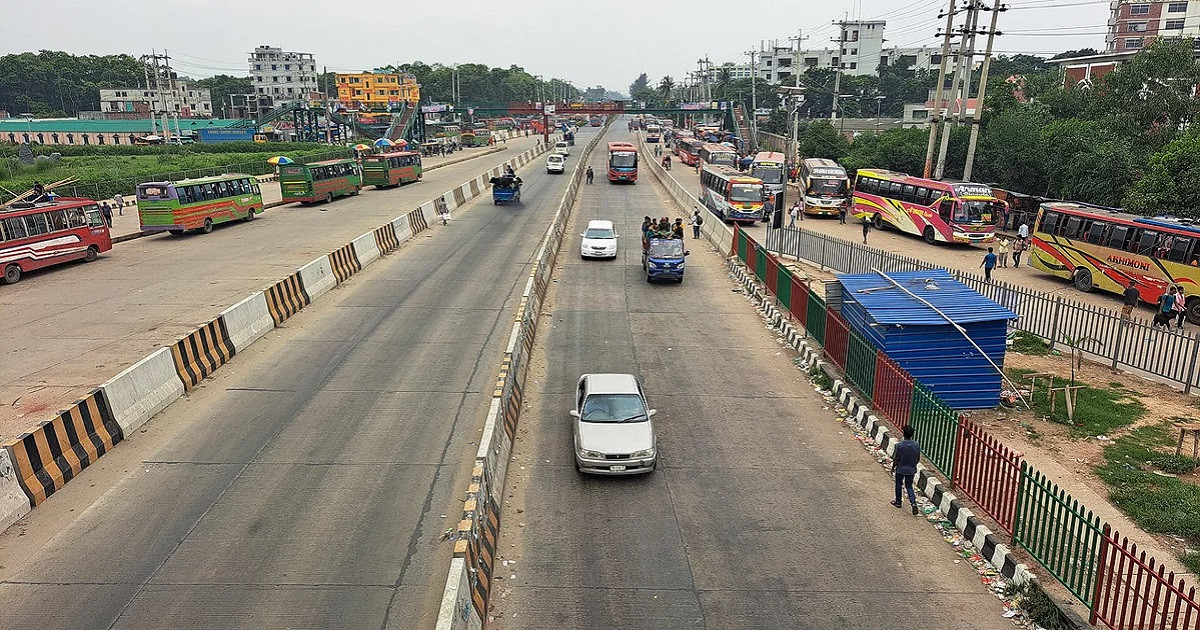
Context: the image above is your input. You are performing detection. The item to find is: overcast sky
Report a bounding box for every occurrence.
[1,0,1110,93]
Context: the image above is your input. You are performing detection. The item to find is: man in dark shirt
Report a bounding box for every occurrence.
[891,425,921,515]
[1122,281,1140,319]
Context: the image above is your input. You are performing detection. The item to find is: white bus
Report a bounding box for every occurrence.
[799,158,851,218]
[699,165,765,224]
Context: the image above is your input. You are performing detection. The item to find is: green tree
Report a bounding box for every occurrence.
[0,51,147,116]
[658,76,675,102]
[629,73,650,97]
[794,121,850,160]
[1124,132,1200,217]
[193,75,253,118]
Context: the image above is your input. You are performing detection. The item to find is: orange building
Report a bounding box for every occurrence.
[336,73,420,109]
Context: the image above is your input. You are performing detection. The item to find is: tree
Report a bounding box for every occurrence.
[1125,132,1200,218]
[629,73,650,97]
[987,54,1051,79]
[658,76,675,102]
[0,51,147,116]
[193,75,253,118]
[1050,48,1100,60]
[794,121,850,160]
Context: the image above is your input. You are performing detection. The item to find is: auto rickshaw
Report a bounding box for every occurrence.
[490,175,522,205]
[642,237,688,283]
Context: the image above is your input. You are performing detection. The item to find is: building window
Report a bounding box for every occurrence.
[113,134,120,144]
[82,134,89,145]
[1165,18,1185,28]
[1168,1,1187,11]
[805,57,818,67]
[1125,37,1144,48]
[851,48,858,55]
[255,64,261,70]
[1129,3,1150,13]
[931,54,942,64]
[271,64,277,70]
[97,134,104,145]
[1127,21,1148,32]
[849,62,858,69]
[284,64,290,70]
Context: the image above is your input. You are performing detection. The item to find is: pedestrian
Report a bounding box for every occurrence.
[788,202,799,228]
[100,202,114,228]
[586,166,594,184]
[440,207,451,226]
[997,236,1010,268]
[1121,280,1140,319]
[1155,287,1177,329]
[861,216,871,244]
[113,193,125,216]
[690,209,703,239]
[838,205,848,224]
[1018,221,1029,240]
[891,424,921,516]
[663,154,671,170]
[761,195,775,225]
[1011,237,1025,268]
[1173,286,1187,329]
[981,247,997,282]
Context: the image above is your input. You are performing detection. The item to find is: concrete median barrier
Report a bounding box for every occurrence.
[410,205,432,234]
[374,224,400,254]
[2,390,121,507]
[328,243,362,284]
[170,318,235,391]
[390,214,413,242]
[350,231,381,267]
[0,447,31,530]
[264,272,309,326]
[100,347,186,437]
[298,255,336,301]
[219,291,273,353]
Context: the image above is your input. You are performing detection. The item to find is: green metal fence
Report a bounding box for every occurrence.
[908,383,957,479]
[806,289,827,345]
[736,230,749,264]
[755,244,768,283]
[1013,462,1104,606]
[845,329,878,400]
[776,265,793,313]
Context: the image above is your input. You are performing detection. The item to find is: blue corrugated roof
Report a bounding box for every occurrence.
[835,269,1017,325]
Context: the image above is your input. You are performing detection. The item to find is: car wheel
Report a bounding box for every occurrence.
[83,245,98,263]
[677,277,684,284]
[3,263,21,285]
[1073,267,1095,292]
[923,226,937,245]
[646,275,653,283]
[202,218,214,234]
[352,186,361,196]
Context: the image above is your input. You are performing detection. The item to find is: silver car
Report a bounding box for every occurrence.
[570,373,657,475]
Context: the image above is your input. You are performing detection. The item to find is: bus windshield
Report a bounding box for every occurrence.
[958,200,1003,224]
[610,152,636,168]
[809,178,847,196]
[752,165,784,185]
[730,183,763,203]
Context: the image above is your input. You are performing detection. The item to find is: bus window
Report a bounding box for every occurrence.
[901,184,916,203]
[1106,225,1131,250]
[1085,221,1107,244]
[914,188,931,205]
[1167,236,1194,263]
[938,199,954,221]
[46,209,68,232]
[1062,216,1082,239]
[2,217,28,240]
[177,187,192,204]
[1135,230,1158,255]
[25,213,50,237]
[216,181,229,197]
[66,207,87,228]
[888,181,903,198]
[84,207,105,228]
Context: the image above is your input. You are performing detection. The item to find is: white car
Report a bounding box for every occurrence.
[570,373,658,475]
[555,141,571,155]
[580,220,618,259]
[546,153,566,174]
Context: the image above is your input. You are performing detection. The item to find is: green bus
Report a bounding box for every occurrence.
[362,151,423,188]
[460,129,492,147]
[279,158,362,204]
[136,173,263,235]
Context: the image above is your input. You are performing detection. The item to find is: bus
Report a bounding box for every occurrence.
[750,151,787,210]
[699,143,737,168]
[279,158,363,204]
[1030,202,1200,322]
[362,151,423,188]
[607,141,638,183]
[675,138,704,166]
[0,198,111,284]
[645,124,662,143]
[137,174,264,235]
[699,165,765,224]
[852,169,1002,245]
[798,158,852,218]
[460,129,492,147]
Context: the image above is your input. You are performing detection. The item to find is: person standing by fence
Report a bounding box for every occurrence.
[891,425,921,515]
[1173,285,1187,329]
[1121,280,1140,319]
[980,247,997,282]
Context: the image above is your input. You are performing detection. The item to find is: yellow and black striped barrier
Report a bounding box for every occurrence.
[452,187,467,206]
[328,244,361,284]
[2,390,121,506]
[410,207,430,234]
[171,318,235,391]
[374,224,400,254]
[264,272,309,326]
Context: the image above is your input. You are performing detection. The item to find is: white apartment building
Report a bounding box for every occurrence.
[1106,0,1200,53]
[751,21,943,82]
[98,86,212,119]
[249,45,318,105]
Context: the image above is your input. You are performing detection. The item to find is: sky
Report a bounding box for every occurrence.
[0,0,1112,93]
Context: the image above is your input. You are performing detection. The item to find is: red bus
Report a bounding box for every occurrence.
[852,168,1003,245]
[0,198,112,284]
[607,141,638,183]
[675,138,703,166]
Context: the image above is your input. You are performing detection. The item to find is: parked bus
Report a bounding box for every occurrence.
[607,141,638,183]
[699,143,737,168]
[362,151,423,188]
[137,174,264,235]
[279,159,362,204]
[645,124,662,143]
[699,165,765,224]
[798,158,852,218]
[675,138,704,166]
[1030,202,1200,322]
[0,198,111,284]
[852,169,1002,244]
[750,151,787,210]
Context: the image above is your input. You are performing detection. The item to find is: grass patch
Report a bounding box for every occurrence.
[1181,551,1200,575]
[810,364,833,391]
[1007,368,1146,437]
[1005,580,1072,630]
[1097,420,1200,570]
[1010,331,1051,356]
[1109,381,1125,389]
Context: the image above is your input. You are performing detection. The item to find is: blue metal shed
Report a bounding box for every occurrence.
[834,269,1017,409]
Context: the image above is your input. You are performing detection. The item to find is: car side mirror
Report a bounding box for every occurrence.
[579,233,585,237]
[569,410,580,418]
[647,409,658,418]
[614,235,620,238]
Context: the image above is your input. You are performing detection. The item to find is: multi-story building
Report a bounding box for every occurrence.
[335,73,421,109]
[98,86,212,119]
[750,22,942,83]
[248,45,318,105]
[1107,0,1200,52]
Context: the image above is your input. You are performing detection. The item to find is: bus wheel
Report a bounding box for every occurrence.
[1187,297,1200,326]
[923,226,937,245]
[83,246,99,263]
[244,208,256,221]
[1072,267,1094,292]
[202,218,214,234]
[873,214,885,230]
[3,264,20,284]
[325,193,334,204]
[352,186,361,196]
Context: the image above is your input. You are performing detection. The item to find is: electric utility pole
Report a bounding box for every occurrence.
[923,0,959,178]
[935,1,976,179]
[748,47,758,150]
[963,0,1006,180]
[789,29,806,163]
[831,17,848,122]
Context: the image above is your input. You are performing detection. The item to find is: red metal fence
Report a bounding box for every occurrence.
[872,353,913,429]
[952,417,1023,533]
[824,310,850,371]
[1093,526,1200,629]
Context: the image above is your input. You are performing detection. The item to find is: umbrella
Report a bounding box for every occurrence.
[353,144,372,151]
[373,138,393,147]
[267,156,293,165]
[395,139,408,148]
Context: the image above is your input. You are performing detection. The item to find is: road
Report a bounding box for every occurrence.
[491,128,1012,629]
[0,128,596,629]
[0,134,545,442]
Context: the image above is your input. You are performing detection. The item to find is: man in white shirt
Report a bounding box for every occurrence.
[1018,222,1029,239]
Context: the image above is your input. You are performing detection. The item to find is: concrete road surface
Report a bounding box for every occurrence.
[0,134,545,441]
[491,128,1012,630]
[0,128,598,630]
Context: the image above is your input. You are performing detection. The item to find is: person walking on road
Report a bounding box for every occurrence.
[1018,221,1029,240]
[586,166,594,184]
[837,204,848,224]
[981,247,997,282]
[997,236,1010,268]
[1121,280,1140,319]
[1173,286,1187,329]
[1011,237,1026,268]
[1154,287,1177,329]
[861,216,871,244]
[788,202,799,228]
[690,210,703,239]
[100,202,114,228]
[891,425,921,516]
[113,193,125,216]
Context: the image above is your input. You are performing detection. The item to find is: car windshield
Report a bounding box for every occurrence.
[611,152,636,168]
[957,200,1002,224]
[585,227,614,239]
[730,183,762,203]
[752,165,784,185]
[648,239,685,258]
[581,394,648,423]
[809,178,847,196]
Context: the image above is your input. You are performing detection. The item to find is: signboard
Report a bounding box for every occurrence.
[953,183,993,198]
[421,104,449,113]
[812,166,847,178]
[543,104,556,115]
